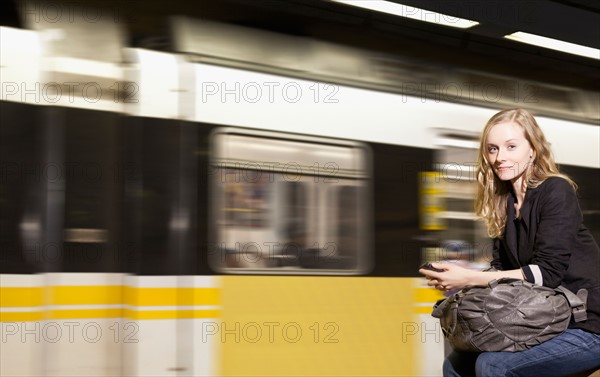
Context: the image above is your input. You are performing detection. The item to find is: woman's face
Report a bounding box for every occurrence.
[485,121,534,182]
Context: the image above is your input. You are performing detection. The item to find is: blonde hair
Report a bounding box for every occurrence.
[475,108,576,238]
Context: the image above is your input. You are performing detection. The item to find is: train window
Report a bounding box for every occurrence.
[210,128,372,274]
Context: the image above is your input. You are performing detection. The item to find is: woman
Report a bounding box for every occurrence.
[419,108,600,377]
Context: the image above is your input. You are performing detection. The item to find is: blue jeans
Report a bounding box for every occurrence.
[443,329,600,377]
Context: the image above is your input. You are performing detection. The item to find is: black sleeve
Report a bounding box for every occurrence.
[523,178,581,288]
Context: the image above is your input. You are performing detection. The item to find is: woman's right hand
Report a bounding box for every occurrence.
[419,263,476,292]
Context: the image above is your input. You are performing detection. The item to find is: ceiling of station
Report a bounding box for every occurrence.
[2,0,599,91]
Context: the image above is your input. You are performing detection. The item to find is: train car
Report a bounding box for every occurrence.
[1,11,599,377]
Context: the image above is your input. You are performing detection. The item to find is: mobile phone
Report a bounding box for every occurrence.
[419,262,445,272]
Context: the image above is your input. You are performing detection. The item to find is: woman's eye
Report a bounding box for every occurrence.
[508,145,516,150]
[488,147,497,153]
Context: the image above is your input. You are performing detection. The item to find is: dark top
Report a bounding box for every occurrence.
[491,177,600,334]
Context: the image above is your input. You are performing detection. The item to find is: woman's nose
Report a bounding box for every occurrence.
[496,148,506,161]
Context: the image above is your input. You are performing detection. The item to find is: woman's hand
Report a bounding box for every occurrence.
[419,263,525,291]
[418,262,475,292]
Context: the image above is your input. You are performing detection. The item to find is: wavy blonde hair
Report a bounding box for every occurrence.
[475,108,576,238]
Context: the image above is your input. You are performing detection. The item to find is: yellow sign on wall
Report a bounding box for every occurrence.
[419,172,446,230]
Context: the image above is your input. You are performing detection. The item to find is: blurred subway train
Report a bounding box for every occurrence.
[1,12,599,377]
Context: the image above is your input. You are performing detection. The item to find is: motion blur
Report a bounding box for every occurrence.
[1,1,599,376]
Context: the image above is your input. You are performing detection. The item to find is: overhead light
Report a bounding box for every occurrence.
[505,31,600,60]
[328,0,479,29]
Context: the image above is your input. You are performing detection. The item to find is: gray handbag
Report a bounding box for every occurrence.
[431,278,588,352]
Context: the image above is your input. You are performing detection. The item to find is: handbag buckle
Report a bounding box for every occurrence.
[572,304,587,323]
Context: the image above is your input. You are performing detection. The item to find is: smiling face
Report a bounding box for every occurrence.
[485,121,534,184]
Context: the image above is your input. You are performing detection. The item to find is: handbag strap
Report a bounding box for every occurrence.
[556,286,588,323]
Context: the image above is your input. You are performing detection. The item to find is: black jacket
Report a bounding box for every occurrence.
[491,177,600,334]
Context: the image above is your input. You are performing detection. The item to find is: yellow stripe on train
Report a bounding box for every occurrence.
[0,286,221,321]
[0,287,44,307]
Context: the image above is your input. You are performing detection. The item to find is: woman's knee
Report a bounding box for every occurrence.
[475,353,507,377]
